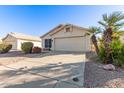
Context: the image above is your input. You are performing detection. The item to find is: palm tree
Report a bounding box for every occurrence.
[89,27,101,55]
[98,11,124,64]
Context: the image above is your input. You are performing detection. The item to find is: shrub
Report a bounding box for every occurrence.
[98,44,105,62]
[0,43,12,53]
[21,42,33,54]
[98,39,124,66]
[32,47,41,53]
[121,44,124,55]
[110,40,124,66]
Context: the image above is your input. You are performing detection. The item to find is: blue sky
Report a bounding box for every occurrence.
[0,5,124,38]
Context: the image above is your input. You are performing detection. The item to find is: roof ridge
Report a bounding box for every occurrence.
[9,32,40,38]
[41,23,90,38]
[3,32,41,41]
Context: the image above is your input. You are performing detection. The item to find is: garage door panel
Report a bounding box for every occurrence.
[54,37,86,52]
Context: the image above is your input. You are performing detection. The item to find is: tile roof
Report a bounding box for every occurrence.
[41,23,90,38]
[3,32,41,41]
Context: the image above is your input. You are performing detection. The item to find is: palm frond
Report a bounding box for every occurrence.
[108,11,124,23]
[112,26,121,32]
[89,26,101,34]
[99,11,124,28]
[98,21,107,27]
[114,22,124,27]
[103,14,108,22]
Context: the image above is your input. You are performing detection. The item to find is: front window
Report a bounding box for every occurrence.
[45,39,52,48]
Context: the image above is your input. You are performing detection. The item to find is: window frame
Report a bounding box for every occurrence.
[45,39,52,48]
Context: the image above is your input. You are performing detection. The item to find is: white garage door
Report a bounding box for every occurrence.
[54,37,86,52]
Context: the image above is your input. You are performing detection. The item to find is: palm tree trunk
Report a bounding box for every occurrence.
[103,27,113,64]
[91,34,99,55]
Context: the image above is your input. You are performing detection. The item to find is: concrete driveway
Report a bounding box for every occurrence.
[0,52,86,88]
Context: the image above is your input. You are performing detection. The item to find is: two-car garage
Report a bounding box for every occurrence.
[54,36,89,52]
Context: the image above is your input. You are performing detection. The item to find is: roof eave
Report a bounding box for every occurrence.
[41,24,64,38]
[40,24,91,38]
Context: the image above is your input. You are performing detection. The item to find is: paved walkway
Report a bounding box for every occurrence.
[0,52,86,88]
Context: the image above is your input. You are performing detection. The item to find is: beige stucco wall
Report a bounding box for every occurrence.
[17,39,41,50]
[52,26,87,38]
[0,39,2,44]
[2,35,17,50]
[42,26,91,52]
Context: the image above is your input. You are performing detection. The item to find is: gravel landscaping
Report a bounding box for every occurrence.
[84,52,124,88]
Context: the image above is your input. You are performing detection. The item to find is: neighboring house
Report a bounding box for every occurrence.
[41,24,91,52]
[0,39,2,44]
[2,32,41,50]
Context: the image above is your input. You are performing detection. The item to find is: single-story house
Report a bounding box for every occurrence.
[41,24,91,52]
[2,32,41,50]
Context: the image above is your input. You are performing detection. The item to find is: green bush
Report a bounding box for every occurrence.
[98,44,105,62]
[121,44,124,55]
[0,43,12,53]
[110,40,124,66]
[98,39,124,66]
[21,42,33,54]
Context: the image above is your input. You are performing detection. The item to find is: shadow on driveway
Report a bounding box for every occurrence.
[0,62,84,88]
